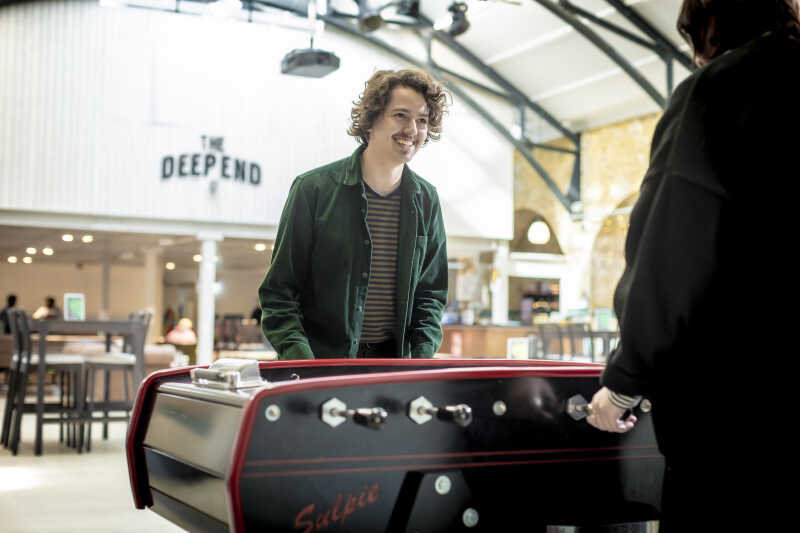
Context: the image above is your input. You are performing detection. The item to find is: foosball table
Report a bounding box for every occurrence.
[126,358,663,532]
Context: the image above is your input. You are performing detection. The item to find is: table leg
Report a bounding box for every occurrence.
[77,363,86,453]
[35,331,47,455]
[133,329,145,388]
[103,369,110,440]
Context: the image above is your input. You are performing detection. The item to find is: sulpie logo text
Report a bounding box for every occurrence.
[294,483,380,533]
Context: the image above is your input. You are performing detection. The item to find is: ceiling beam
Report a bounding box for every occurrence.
[603,0,694,70]
[533,0,665,108]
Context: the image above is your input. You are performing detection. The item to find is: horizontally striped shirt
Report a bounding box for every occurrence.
[360,182,401,343]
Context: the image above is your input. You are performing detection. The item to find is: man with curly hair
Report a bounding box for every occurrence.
[259,69,450,359]
[585,0,800,528]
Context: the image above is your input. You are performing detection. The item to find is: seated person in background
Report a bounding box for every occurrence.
[259,69,450,359]
[1,294,17,334]
[32,296,61,320]
[165,318,198,345]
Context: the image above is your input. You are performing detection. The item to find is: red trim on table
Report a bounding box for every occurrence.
[125,365,205,509]
[241,454,665,478]
[226,364,604,532]
[245,445,657,467]
[226,384,257,533]
[253,366,603,400]
[257,357,604,370]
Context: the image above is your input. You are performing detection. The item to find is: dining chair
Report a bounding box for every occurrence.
[537,324,566,360]
[566,322,596,362]
[83,311,151,451]
[6,310,86,455]
[1,309,23,447]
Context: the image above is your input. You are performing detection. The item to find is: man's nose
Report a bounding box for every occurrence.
[403,118,417,136]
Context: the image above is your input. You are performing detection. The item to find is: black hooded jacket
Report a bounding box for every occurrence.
[601,32,800,464]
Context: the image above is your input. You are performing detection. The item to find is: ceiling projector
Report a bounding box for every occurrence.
[280,48,340,78]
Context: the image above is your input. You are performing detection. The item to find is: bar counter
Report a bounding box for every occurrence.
[439,324,618,360]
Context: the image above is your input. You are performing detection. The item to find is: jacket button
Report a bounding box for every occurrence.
[361,272,368,279]
[363,239,370,246]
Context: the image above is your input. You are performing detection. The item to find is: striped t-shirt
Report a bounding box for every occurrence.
[360,183,402,343]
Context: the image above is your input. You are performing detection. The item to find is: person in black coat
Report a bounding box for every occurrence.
[586,0,800,529]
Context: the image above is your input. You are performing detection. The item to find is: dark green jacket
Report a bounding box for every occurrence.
[259,145,448,359]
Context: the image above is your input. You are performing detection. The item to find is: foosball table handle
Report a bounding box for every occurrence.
[567,394,652,421]
[408,396,473,427]
[320,397,388,429]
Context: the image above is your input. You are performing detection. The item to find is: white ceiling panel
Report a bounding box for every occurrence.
[414,0,692,137]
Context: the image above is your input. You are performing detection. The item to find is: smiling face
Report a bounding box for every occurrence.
[366,86,429,166]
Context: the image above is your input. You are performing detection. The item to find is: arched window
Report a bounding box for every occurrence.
[511,209,563,254]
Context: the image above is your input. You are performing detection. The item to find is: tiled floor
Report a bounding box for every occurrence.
[0,396,185,532]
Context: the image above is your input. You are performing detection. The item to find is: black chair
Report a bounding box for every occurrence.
[566,323,596,362]
[5,310,86,455]
[82,311,151,451]
[537,324,566,360]
[1,310,23,447]
[589,330,620,362]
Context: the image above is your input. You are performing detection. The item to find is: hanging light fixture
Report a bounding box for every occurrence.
[448,2,470,37]
[281,0,340,77]
[357,0,383,32]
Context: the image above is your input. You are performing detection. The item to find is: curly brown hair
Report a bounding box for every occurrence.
[678,0,800,62]
[348,69,451,146]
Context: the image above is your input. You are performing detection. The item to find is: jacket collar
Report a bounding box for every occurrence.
[341,144,422,195]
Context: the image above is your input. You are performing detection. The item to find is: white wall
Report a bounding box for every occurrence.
[1,261,266,326]
[0,262,147,320]
[0,0,513,240]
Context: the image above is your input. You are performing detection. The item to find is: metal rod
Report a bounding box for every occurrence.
[567,133,581,204]
[603,0,694,70]
[533,0,665,109]
[666,56,674,98]
[524,139,579,155]
[418,15,579,145]
[431,62,515,103]
[559,0,658,51]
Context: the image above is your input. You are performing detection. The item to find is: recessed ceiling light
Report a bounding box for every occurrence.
[7,256,17,263]
[22,256,33,264]
[42,247,54,256]
[192,254,202,262]
[26,247,37,254]
[82,235,94,243]
[254,243,267,252]
[165,262,176,270]
[62,234,74,242]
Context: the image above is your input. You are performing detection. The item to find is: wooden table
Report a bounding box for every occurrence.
[29,319,146,455]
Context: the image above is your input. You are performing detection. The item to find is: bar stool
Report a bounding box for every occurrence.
[83,311,151,451]
[4,310,86,455]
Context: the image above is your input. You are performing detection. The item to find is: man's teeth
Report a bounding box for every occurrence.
[395,139,414,146]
